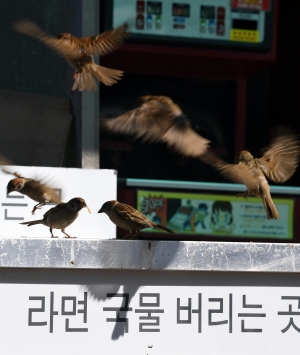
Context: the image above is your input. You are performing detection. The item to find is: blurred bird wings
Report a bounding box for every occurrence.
[101,95,210,157]
[13,20,80,58]
[13,19,129,59]
[256,134,300,183]
[201,132,300,185]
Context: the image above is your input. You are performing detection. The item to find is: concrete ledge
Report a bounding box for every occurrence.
[0,238,299,272]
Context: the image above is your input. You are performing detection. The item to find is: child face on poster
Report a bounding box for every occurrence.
[212,208,231,226]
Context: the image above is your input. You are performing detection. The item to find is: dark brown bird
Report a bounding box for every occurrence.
[13,19,129,91]
[5,171,62,215]
[201,134,300,220]
[101,95,210,157]
[20,197,91,238]
[98,200,175,239]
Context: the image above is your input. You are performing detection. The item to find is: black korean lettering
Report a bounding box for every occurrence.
[238,295,266,333]
[177,293,202,333]
[177,298,192,324]
[50,291,59,333]
[103,293,133,333]
[135,293,164,332]
[62,297,76,315]
[28,296,47,326]
[78,291,88,323]
[62,292,88,332]
[278,296,300,333]
[2,202,28,220]
[208,294,232,333]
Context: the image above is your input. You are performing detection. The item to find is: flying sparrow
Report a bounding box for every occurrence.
[20,197,91,238]
[4,170,62,215]
[98,200,175,239]
[101,95,210,157]
[13,19,129,91]
[200,134,300,220]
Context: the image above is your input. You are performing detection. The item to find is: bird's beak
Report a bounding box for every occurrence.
[85,205,91,213]
[98,208,103,213]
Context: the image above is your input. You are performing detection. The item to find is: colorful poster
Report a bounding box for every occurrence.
[137,191,294,239]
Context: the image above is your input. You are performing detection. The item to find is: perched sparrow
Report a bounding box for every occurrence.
[201,134,300,220]
[98,200,175,239]
[20,197,91,238]
[5,170,61,215]
[13,19,129,91]
[101,95,210,157]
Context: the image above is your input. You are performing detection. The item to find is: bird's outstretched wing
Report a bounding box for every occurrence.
[162,126,210,157]
[13,20,81,58]
[101,100,172,143]
[256,134,300,183]
[78,23,129,57]
[200,152,258,191]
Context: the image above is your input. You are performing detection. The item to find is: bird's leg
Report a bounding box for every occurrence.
[236,190,251,200]
[122,230,134,239]
[50,227,58,238]
[127,231,140,240]
[123,230,140,240]
[62,228,76,239]
[32,202,45,215]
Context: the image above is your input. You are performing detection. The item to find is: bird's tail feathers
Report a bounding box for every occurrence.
[72,69,97,92]
[90,64,123,86]
[262,196,280,220]
[155,224,175,234]
[20,220,44,227]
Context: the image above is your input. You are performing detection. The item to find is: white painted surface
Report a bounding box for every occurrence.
[0,269,300,355]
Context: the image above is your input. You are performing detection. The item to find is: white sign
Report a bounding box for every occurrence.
[1,281,300,354]
[0,166,117,239]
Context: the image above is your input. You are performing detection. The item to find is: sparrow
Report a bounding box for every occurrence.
[4,170,62,215]
[101,95,210,157]
[98,200,175,239]
[13,19,129,91]
[20,197,91,238]
[200,134,300,220]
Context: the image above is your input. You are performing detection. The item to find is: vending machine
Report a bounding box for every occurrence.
[108,0,274,51]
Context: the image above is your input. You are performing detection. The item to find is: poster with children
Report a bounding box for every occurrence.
[137,190,294,239]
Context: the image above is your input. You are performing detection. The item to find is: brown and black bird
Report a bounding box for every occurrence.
[13,19,129,91]
[20,197,91,238]
[98,200,175,239]
[201,134,300,220]
[101,95,210,157]
[5,171,62,215]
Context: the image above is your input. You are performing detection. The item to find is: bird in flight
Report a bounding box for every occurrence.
[101,95,210,158]
[13,19,129,91]
[201,133,300,219]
